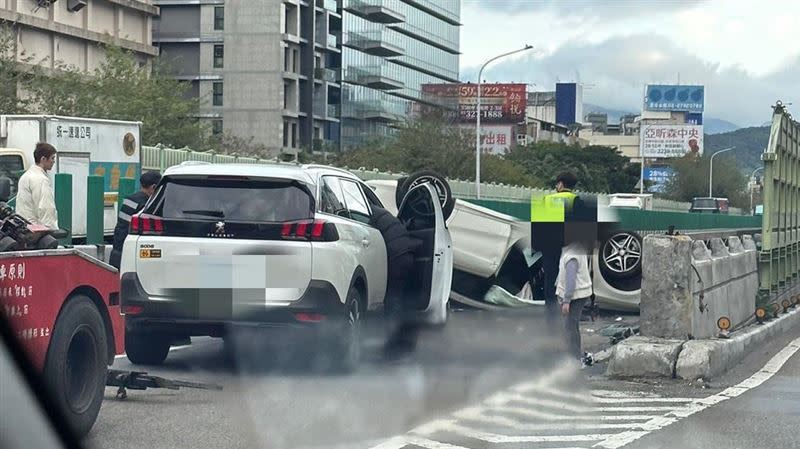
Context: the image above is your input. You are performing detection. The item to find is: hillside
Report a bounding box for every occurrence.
[705,126,771,174]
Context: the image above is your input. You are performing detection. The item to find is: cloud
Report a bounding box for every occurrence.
[465,0,707,20]
[460,34,800,126]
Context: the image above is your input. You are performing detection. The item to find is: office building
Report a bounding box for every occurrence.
[340,0,460,149]
[1,0,158,71]
[153,0,342,157]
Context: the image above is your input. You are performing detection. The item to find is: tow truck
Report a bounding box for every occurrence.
[0,177,220,438]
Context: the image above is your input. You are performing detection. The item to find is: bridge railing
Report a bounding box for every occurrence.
[758,102,800,309]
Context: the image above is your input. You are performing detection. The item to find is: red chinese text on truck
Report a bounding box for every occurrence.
[0,249,123,437]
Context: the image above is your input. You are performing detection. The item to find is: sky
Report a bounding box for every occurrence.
[458,0,800,127]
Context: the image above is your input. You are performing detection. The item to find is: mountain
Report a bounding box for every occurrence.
[703,118,740,135]
[705,126,771,175]
[582,103,636,124]
[582,103,740,134]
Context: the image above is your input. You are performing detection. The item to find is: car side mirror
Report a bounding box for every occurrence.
[0,177,11,202]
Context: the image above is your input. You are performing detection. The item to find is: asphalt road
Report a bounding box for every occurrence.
[619,324,800,449]
[86,306,573,449]
[85,307,800,449]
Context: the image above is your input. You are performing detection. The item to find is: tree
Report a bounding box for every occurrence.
[0,24,36,114]
[663,154,749,208]
[332,114,535,186]
[506,143,641,192]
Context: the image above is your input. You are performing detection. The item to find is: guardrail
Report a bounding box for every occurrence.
[758,102,800,309]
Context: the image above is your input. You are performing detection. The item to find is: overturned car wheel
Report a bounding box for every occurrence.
[396,170,455,221]
[599,230,643,280]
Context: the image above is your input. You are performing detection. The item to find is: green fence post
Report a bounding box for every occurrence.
[86,175,104,245]
[54,173,73,245]
[117,177,136,212]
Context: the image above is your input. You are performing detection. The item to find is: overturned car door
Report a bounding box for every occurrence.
[397,183,453,326]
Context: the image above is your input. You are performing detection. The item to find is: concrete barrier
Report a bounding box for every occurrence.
[640,234,757,340]
[607,233,764,379]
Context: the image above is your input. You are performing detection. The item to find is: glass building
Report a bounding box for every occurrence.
[339,0,460,149]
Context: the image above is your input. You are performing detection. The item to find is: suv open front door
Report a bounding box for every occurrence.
[397,183,453,326]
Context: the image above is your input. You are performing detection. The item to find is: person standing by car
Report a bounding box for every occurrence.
[109,171,162,269]
[16,143,58,229]
[369,205,422,360]
[532,172,580,331]
[557,223,594,367]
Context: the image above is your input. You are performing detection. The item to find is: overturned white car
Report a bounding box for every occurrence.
[366,173,643,312]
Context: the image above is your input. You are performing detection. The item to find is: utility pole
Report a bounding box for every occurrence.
[475,45,534,199]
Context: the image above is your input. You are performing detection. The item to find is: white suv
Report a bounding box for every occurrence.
[119,163,453,372]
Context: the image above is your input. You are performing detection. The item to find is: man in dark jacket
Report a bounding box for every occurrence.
[109,171,162,269]
[370,205,421,359]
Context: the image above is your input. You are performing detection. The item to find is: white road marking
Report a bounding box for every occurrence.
[454,407,651,431]
[486,392,681,413]
[368,337,800,449]
[514,384,695,404]
[414,420,612,444]
[114,343,193,360]
[489,405,661,422]
[593,337,800,448]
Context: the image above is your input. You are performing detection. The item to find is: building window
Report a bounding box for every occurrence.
[291,123,298,148]
[292,49,299,73]
[212,82,223,106]
[283,121,290,147]
[284,47,291,71]
[214,7,224,30]
[212,120,223,136]
[283,82,290,109]
[213,45,224,68]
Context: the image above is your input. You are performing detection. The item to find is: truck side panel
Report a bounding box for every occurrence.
[0,252,122,370]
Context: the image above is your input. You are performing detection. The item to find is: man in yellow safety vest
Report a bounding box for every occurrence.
[531,172,580,330]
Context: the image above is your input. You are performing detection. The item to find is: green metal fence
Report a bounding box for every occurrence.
[759,102,800,304]
[467,198,761,233]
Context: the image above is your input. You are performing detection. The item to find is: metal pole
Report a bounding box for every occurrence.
[639,157,645,194]
[708,147,735,197]
[750,166,764,214]
[474,45,533,199]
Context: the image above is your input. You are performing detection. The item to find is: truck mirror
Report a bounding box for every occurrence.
[0,177,11,202]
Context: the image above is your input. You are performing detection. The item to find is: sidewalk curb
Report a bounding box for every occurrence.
[676,305,800,380]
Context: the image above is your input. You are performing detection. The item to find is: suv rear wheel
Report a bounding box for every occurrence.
[125,331,171,365]
[326,287,361,374]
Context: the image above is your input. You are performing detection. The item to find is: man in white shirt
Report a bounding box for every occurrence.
[16,142,59,229]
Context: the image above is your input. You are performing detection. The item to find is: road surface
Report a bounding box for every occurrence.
[85,307,800,449]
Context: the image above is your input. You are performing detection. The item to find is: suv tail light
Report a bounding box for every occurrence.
[130,214,164,235]
[281,219,338,242]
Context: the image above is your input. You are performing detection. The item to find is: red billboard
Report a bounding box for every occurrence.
[421,83,527,124]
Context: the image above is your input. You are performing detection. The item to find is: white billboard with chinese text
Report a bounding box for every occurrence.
[640,124,703,158]
[460,125,514,155]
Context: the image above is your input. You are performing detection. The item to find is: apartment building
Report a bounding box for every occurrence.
[152,0,460,155]
[1,0,158,70]
[340,0,460,149]
[153,0,342,157]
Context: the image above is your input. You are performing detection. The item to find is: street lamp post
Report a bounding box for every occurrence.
[475,44,533,199]
[750,166,764,213]
[708,147,736,197]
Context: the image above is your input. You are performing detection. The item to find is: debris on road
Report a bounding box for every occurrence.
[106,370,223,400]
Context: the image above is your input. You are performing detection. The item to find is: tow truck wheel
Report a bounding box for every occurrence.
[43,295,108,438]
[125,331,170,365]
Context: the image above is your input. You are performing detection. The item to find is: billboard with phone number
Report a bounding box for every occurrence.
[422,83,527,124]
[640,124,704,158]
